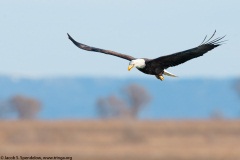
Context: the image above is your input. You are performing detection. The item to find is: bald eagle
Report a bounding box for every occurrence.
[67,31,225,81]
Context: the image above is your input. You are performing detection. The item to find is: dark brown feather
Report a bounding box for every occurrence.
[147,34,225,69]
[67,33,135,61]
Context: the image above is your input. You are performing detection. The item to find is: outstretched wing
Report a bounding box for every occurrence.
[147,31,226,69]
[67,34,135,61]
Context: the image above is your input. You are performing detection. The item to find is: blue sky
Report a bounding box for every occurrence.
[0,0,239,79]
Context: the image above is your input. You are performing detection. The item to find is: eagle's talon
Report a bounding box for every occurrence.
[159,76,164,81]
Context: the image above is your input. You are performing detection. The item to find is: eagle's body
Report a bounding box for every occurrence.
[135,59,160,75]
[67,31,225,81]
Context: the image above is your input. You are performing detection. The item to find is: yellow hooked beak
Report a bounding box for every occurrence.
[128,64,134,71]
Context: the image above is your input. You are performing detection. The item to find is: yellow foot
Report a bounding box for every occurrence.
[155,75,164,81]
[159,75,164,81]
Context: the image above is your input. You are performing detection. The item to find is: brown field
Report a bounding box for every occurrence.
[0,120,240,160]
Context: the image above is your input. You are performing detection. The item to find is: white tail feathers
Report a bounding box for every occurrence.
[163,70,178,77]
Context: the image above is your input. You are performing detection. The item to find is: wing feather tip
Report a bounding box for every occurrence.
[67,33,72,39]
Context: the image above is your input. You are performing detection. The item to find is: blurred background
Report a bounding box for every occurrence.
[0,1,240,159]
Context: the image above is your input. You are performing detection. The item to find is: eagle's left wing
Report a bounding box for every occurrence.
[147,31,226,69]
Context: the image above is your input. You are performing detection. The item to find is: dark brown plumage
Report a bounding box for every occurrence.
[67,33,135,61]
[67,31,225,80]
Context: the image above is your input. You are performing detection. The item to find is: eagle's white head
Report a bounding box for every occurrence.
[128,59,146,71]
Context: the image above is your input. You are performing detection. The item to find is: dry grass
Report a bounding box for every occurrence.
[0,120,240,160]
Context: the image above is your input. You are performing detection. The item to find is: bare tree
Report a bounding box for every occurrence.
[235,79,240,96]
[97,96,129,119]
[9,95,41,120]
[123,84,151,118]
[210,108,224,120]
[96,84,151,119]
[0,101,13,119]
[235,79,240,117]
